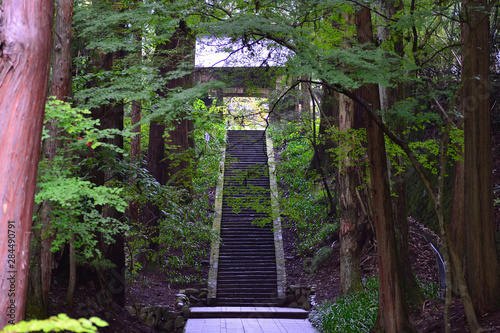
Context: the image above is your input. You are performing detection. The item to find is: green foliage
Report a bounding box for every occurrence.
[1,314,107,333]
[419,278,440,300]
[310,276,439,333]
[36,99,129,263]
[270,127,335,255]
[35,162,128,260]
[309,277,379,333]
[306,244,333,274]
[224,97,269,129]
[122,101,226,282]
[43,98,131,151]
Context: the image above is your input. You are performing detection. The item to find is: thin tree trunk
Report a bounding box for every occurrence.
[39,0,74,315]
[130,100,142,162]
[308,86,338,174]
[0,0,55,326]
[450,113,465,297]
[66,233,76,309]
[26,226,47,319]
[127,100,142,235]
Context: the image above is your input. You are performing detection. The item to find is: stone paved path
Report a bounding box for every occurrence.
[184,318,319,332]
[185,307,318,333]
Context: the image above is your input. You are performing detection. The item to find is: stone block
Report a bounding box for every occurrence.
[297,295,308,305]
[189,295,200,304]
[182,305,190,318]
[302,302,312,311]
[155,307,163,322]
[125,306,136,316]
[185,288,198,296]
[174,316,185,328]
[145,312,155,327]
[163,320,174,331]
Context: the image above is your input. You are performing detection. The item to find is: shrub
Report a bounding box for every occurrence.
[310,277,379,333]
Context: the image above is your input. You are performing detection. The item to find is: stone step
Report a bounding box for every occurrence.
[219,231,273,236]
[220,243,275,248]
[216,283,277,290]
[220,236,274,240]
[189,307,308,319]
[220,238,274,243]
[215,300,280,307]
[218,261,275,266]
[217,274,277,280]
[219,249,275,254]
[219,261,276,268]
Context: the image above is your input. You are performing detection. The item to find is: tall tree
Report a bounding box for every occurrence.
[88,50,126,307]
[461,0,500,314]
[355,7,417,333]
[164,20,196,196]
[338,91,364,295]
[0,0,55,326]
[27,0,74,318]
[140,119,166,261]
[378,0,424,309]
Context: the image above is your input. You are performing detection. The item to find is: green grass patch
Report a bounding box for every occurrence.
[310,277,379,333]
[309,276,439,333]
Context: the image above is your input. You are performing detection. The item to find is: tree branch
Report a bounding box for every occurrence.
[300,79,439,206]
[347,0,396,21]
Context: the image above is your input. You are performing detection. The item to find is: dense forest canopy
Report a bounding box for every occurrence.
[0,0,500,332]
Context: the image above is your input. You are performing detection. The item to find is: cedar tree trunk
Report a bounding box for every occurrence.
[39,0,74,314]
[0,0,54,326]
[338,93,363,295]
[354,7,416,333]
[461,0,500,314]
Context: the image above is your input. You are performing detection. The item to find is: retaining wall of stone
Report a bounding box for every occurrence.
[127,285,315,331]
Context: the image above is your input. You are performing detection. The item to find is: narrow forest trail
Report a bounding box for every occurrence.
[216,129,278,306]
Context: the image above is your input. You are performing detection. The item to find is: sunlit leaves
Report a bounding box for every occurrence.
[1,313,108,333]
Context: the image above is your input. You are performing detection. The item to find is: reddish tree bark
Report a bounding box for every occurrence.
[355,7,416,333]
[163,21,196,195]
[338,93,363,295]
[0,0,55,326]
[167,118,194,194]
[461,0,500,314]
[41,0,74,313]
[140,120,166,259]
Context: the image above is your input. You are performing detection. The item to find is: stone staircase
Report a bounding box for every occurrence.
[216,130,279,306]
